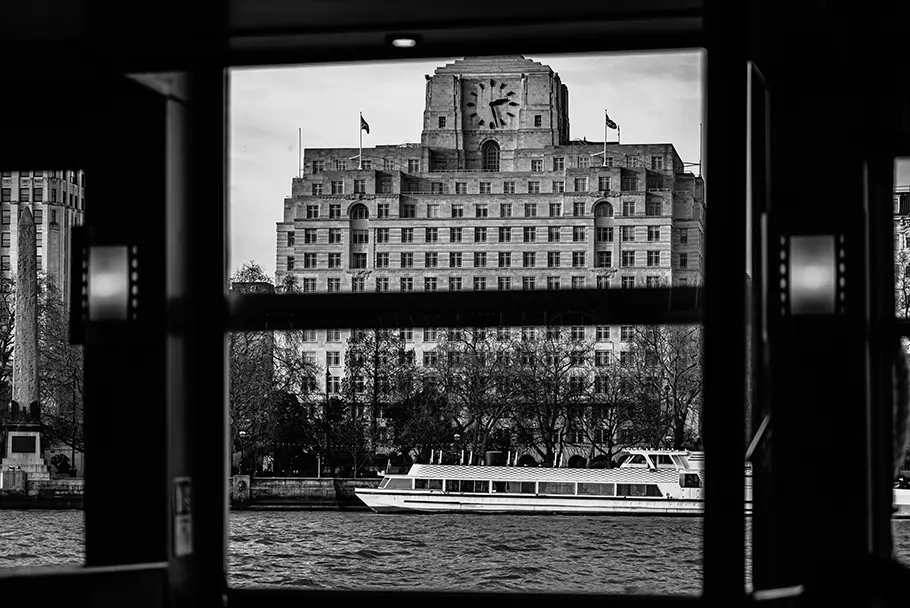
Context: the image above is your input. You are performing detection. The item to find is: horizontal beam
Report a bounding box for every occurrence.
[226,287,703,332]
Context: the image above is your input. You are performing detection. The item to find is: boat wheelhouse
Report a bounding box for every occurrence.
[355,449,748,515]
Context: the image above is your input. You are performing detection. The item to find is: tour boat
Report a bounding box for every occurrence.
[356,449,748,515]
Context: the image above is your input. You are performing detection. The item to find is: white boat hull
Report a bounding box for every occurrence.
[895,489,910,519]
[356,488,718,516]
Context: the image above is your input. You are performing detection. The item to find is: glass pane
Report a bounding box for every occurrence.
[229,51,706,593]
[894,157,910,568]
[0,168,86,569]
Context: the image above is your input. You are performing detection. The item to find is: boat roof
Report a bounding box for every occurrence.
[402,464,692,484]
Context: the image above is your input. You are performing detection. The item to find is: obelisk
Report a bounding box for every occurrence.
[1,205,49,481]
[13,206,39,409]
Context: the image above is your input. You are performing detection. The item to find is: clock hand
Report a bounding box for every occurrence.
[491,98,509,106]
[488,102,499,127]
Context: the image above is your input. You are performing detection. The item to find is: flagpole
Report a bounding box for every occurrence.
[618,125,621,145]
[603,109,607,166]
[298,127,302,178]
[359,112,363,170]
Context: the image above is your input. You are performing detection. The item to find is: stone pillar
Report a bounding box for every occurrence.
[231,475,251,509]
[13,206,39,408]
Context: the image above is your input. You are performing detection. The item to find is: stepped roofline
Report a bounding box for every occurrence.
[433,55,553,76]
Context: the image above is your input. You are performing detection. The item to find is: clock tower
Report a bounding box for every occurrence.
[420,56,570,171]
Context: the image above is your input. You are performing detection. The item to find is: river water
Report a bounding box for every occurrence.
[2,510,910,594]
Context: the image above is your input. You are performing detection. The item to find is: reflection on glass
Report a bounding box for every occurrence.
[789,235,836,316]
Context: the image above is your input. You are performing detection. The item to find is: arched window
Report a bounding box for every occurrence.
[482,140,500,172]
[350,204,369,219]
[595,202,614,217]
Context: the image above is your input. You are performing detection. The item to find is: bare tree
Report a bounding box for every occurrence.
[576,362,636,466]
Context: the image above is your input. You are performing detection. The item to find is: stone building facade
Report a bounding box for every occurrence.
[1,169,86,306]
[274,56,705,456]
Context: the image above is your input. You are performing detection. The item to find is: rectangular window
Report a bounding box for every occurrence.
[400,228,413,243]
[328,253,342,268]
[680,228,689,245]
[306,204,319,218]
[523,227,536,243]
[622,251,635,267]
[621,176,638,191]
[531,159,543,172]
[572,252,585,267]
[352,253,367,268]
[522,277,535,291]
[312,160,324,174]
[500,203,512,217]
[597,251,612,268]
[678,277,688,287]
[375,253,390,268]
[425,228,438,243]
[498,252,511,268]
[401,204,416,218]
[574,177,587,192]
[648,226,660,242]
[547,277,560,290]
[498,277,511,291]
[503,182,515,195]
[528,181,541,194]
[375,277,390,292]
[38,209,45,224]
[450,228,462,243]
[408,159,420,173]
[377,203,390,218]
[425,277,438,292]
[287,232,297,246]
[438,116,447,128]
[573,227,586,242]
[621,226,635,242]
[297,279,315,294]
[679,253,688,268]
[352,230,368,244]
[578,156,591,168]
[646,276,660,288]
[548,227,560,243]
[646,201,662,216]
[596,326,610,341]
[596,227,613,242]
[51,189,56,203]
[622,200,635,216]
[362,160,372,171]
[33,188,43,202]
[424,328,438,341]
[523,252,536,268]
[473,277,487,291]
[549,203,562,217]
[547,252,560,268]
[0,233,8,248]
[286,256,295,270]
[331,181,344,195]
[534,115,542,127]
[18,188,30,202]
[379,179,392,193]
[376,228,389,243]
[329,204,342,219]
[328,228,342,244]
[475,203,488,217]
[474,227,487,243]
[479,182,491,194]
[621,326,633,341]
[572,276,585,289]
[303,253,317,268]
[449,252,462,268]
[326,351,341,367]
[572,202,585,217]
[651,155,665,170]
[599,176,611,191]
[455,182,467,195]
[647,251,660,267]
[300,229,315,244]
[452,203,464,217]
[327,278,341,293]
[621,276,635,289]
[474,252,487,268]
[426,204,439,218]
[401,253,414,268]
[352,277,365,293]
[400,277,414,292]
[499,227,511,243]
[354,179,366,194]
[333,159,348,171]
[595,351,611,367]
[524,203,537,217]
[553,181,565,193]
[449,277,463,291]
[553,157,565,171]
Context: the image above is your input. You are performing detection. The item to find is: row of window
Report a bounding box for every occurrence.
[306,325,642,343]
[309,176,653,196]
[0,208,60,226]
[328,348,637,369]
[310,155,672,174]
[1,188,82,208]
[288,250,677,270]
[1,170,83,185]
[290,225,684,245]
[291,274,688,293]
[303,200,668,220]
[1,255,43,271]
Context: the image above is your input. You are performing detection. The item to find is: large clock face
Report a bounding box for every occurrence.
[464,79,520,130]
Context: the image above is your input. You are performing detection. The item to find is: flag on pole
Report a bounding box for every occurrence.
[360,115,370,134]
[605,111,618,130]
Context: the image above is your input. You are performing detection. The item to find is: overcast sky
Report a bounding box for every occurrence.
[228,51,910,279]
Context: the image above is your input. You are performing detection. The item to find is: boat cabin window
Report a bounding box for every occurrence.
[680,473,701,488]
[379,477,390,489]
[539,482,575,495]
[385,478,413,490]
[474,480,489,493]
[578,482,616,496]
[445,480,459,492]
[651,454,675,467]
[414,479,443,490]
[616,484,663,497]
[492,481,536,494]
[627,454,648,466]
